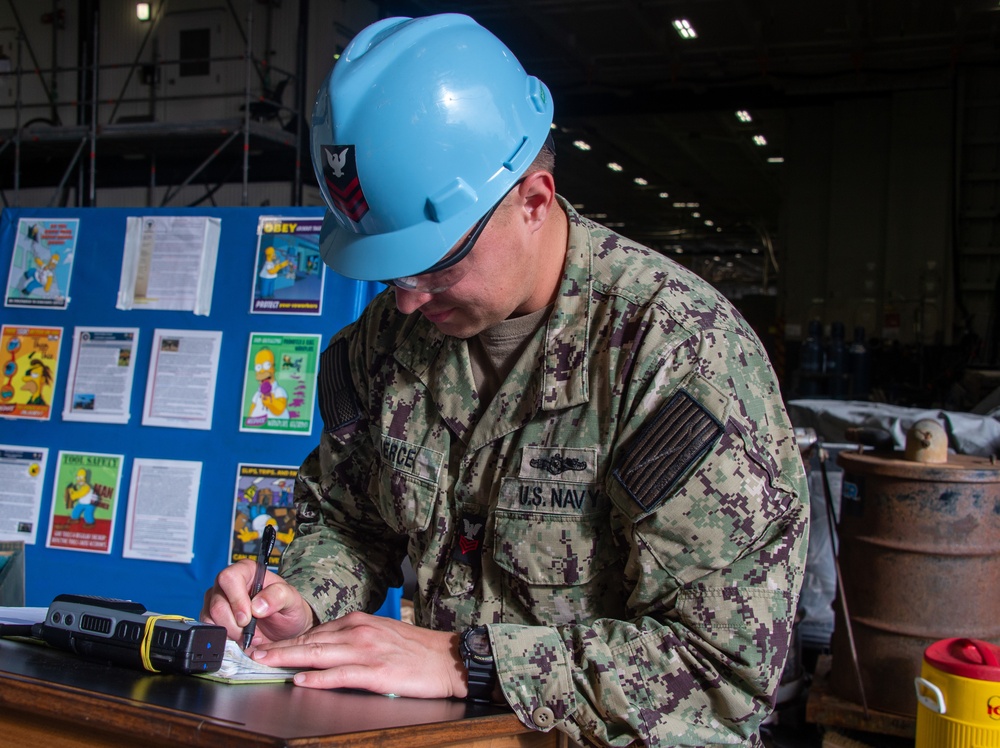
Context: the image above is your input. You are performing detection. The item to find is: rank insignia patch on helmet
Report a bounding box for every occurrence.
[321,145,369,222]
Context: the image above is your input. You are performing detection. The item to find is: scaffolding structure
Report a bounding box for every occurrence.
[0,0,311,208]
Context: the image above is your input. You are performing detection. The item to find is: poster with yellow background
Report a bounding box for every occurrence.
[0,325,63,420]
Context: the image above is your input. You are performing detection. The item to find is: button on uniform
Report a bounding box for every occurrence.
[531,706,555,728]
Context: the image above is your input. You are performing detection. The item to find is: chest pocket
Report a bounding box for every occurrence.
[371,433,444,535]
[493,509,614,584]
[491,505,624,624]
[373,466,437,534]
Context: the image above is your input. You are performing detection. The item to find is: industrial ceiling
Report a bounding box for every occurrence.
[375,0,1000,286]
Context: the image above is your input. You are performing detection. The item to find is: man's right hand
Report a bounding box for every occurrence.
[200,560,318,646]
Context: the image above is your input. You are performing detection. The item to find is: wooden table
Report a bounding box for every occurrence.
[0,638,556,748]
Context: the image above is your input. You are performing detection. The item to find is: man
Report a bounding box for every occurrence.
[203,13,808,747]
[257,246,290,299]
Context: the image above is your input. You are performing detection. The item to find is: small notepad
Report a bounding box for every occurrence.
[195,639,305,684]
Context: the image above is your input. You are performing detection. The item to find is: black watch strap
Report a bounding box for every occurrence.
[460,625,496,703]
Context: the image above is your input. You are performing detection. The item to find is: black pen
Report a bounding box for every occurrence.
[241,523,277,650]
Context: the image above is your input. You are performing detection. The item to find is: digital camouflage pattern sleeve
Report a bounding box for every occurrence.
[280,199,809,748]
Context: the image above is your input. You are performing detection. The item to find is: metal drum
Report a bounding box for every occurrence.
[829,450,1000,717]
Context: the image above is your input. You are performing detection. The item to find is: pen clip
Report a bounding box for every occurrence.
[249,524,277,599]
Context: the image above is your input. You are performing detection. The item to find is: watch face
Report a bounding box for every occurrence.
[465,627,491,657]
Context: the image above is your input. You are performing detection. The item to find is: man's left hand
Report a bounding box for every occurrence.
[249,611,469,699]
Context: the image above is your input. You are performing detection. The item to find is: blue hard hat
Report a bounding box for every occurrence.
[310,13,555,281]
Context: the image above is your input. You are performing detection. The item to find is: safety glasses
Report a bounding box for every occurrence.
[385,178,524,294]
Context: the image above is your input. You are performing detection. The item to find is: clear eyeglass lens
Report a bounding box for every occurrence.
[392,263,471,294]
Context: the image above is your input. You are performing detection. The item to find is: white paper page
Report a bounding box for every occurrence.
[141,328,222,430]
[122,458,202,563]
[0,445,48,544]
[62,327,140,424]
[117,216,220,314]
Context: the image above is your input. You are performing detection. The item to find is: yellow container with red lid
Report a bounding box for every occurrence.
[915,638,1000,748]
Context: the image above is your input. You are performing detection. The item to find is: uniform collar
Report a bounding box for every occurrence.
[392,196,594,423]
[538,196,592,411]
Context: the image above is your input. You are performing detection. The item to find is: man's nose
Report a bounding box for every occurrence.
[394,287,433,315]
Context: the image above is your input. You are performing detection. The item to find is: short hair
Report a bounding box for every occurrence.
[527,138,556,176]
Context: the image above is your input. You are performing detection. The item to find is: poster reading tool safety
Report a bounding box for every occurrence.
[239,332,320,436]
[46,450,124,555]
[0,325,63,421]
[250,216,325,315]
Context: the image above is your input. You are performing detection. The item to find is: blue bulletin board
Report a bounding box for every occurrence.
[0,206,388,618]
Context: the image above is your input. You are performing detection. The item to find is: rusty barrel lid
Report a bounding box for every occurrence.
[925,638,1000,682]
[837,451,1000,482]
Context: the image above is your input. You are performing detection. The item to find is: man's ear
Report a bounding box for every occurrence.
[518,170,556,231]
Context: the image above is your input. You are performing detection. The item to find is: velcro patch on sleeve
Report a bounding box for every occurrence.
[317,338,361,432]
[613,390,724,512]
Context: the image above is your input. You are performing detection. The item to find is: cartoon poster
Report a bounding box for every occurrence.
[4,217,78,309]
[240,332,320,436]
[0,325,63,421]
[250,216,325,315]
[46,450,124,554]
[230,463,297,567]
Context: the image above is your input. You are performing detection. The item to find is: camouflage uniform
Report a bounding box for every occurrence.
[282,198,809,747]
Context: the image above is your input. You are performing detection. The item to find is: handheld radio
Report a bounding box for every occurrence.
[35,593,226,675]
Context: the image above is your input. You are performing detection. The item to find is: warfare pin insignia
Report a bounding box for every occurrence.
[530,454,588,475]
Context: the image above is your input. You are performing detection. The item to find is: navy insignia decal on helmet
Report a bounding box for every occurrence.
[321,145,369,222]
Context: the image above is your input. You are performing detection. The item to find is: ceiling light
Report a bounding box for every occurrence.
[767,156,785,163]
[753,135,767,146]
[672,202,685,208]
[672,19,697,39]
[607,162,623,172]
[692,212,701,218]
[736,110,752,123]
[704,219,714,226]
[573,140,591,151]
[686,202,699,208]
[136,2,151,21]
[659,192,670,199]
[634,177,648,186]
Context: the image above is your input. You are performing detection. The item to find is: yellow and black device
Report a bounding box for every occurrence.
[35,593,226,675]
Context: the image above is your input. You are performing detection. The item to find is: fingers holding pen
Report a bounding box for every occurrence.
[200,560,312,644]
[200,559,259,638]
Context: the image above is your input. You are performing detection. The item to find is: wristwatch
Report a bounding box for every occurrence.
[459,625,496,703]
